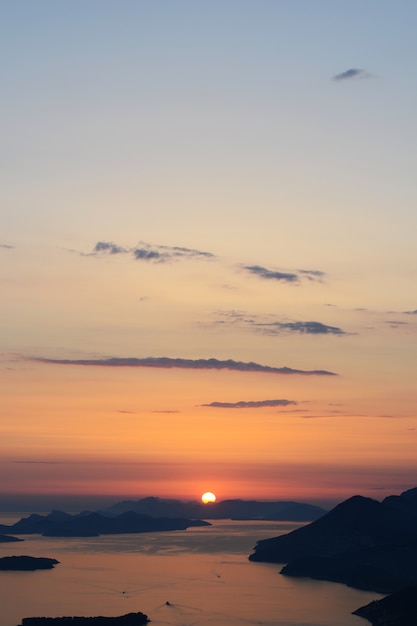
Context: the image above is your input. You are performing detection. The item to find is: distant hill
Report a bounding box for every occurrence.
[104,496,326,521]
[249,489,417,594]
[0,510,209,538]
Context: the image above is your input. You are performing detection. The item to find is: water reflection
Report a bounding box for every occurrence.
[0,520,380,626]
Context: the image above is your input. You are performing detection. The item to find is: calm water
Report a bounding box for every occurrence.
[0,517,380,626]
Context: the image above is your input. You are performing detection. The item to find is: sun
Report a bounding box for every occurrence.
[201,491,217,504]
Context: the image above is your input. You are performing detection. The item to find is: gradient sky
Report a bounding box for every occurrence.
[1,0,417,508]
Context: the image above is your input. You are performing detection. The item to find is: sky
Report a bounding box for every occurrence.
[1,0,417,510]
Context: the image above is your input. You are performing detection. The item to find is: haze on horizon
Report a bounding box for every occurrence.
[1,1,417,508]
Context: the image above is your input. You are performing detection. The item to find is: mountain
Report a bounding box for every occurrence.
[103,497,326,521]
[383,486,417,519]
[0,510,210,537]
[249,492,417,593]
[353,584,417,626]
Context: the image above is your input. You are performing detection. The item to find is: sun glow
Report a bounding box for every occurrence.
[201,491,217,504]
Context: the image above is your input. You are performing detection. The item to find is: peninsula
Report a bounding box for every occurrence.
[19,612,149,625]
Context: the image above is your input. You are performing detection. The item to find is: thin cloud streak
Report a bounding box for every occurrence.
[243,264,325,284]
[257,321,347,335]
[29,356,337,376]
[332,68,370,81]
[200,399,297,409]
[243,265,299,283]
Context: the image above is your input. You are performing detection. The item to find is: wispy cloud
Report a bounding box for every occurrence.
[200,399,297,409]
[403,309,417,315]
[298,269,326,281]
[0,244,14,249]
[332,68,370,81]
[243,265,299,283]
[87,240,215,263]
[213,310,347,336]
[29,356,337,376]
[243,264,325,284]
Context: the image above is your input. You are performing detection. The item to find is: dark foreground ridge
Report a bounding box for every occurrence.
[0,510,210,537]
[249,487,417,593]
[0,556,59,570]
[353,585,417,626]
[249,487,417,624]
[19,612,149,625]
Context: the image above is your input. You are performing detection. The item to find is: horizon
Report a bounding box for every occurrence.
[1,485,412,515]
[2,1,417,507]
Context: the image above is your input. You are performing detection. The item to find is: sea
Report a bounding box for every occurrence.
[0,513,380,626]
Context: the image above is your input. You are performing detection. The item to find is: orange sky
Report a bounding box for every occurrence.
[1,2,417,510]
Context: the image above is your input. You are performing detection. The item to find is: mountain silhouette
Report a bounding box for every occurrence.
[249,491,417,593]
[103,496,325,521]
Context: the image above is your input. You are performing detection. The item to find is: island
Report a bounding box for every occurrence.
[0,556,59,571]
[0,510,210,537]
[19,612,149,625]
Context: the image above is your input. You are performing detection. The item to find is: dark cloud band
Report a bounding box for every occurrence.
[258,321,347,335]
[201,399,297,408]
[30,356,337,376]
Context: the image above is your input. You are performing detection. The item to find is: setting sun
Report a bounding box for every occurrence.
[201,491,217,504]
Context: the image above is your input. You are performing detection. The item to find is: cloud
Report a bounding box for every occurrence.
[29,355,337,376]
[243,265,299,282]
[132,247,163,261]
[257,321,347,335]
[88,240,214,263]
[0,244,14,249]
[93,241,127,255]
[213,311,347,336]
[298,269,326,281]
[243,265,325,284]
[403,309,417,315]
[386,320,408,328]
[200,399,297,409]
[332,68,370,81]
